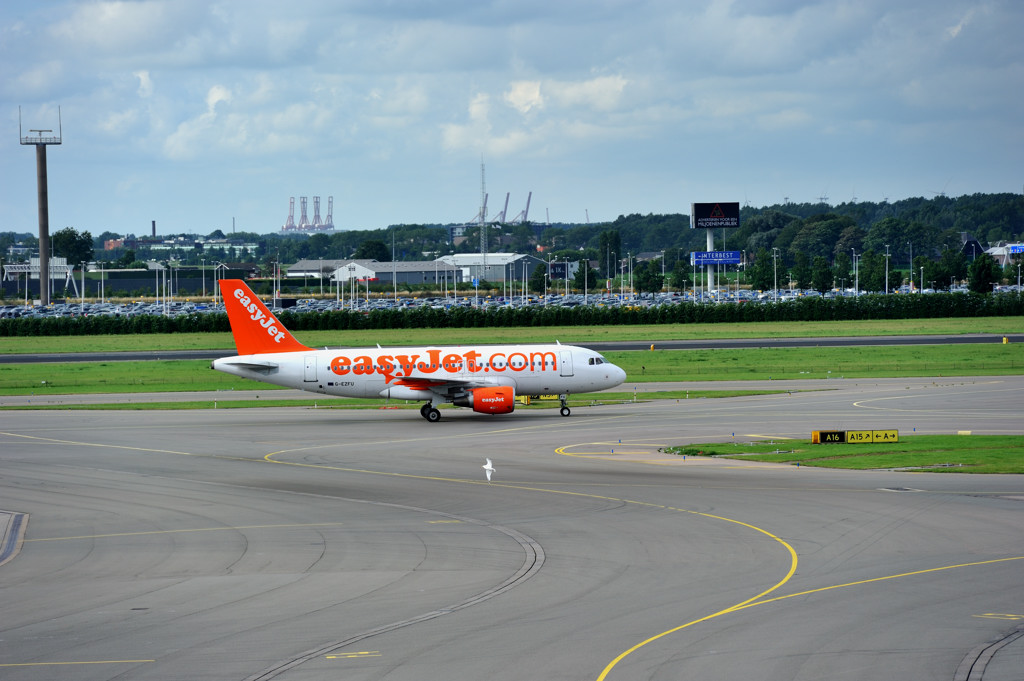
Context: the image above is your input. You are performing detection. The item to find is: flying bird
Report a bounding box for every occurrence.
[482,458,495,482]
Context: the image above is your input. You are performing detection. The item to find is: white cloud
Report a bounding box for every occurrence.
[205,84,231,113]
[441,93,492,152]
[99,108,139,134]
[547,75,627,111]
[945,7,977,39]
[49,0,195,56]
[134,70,153,98]
[504,81,543,114]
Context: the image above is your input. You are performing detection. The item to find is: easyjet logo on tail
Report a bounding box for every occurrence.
[220,279,311,355]
[234,289,287,343]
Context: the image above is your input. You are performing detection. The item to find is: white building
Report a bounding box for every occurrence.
[436,253,545,283]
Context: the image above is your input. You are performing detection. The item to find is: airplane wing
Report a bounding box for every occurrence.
[379,375,514,400]
[391,375,511,390]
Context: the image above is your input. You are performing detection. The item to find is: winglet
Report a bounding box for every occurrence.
[219,279,312,355]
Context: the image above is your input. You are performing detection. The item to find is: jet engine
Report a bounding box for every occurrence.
[453,386,515,414]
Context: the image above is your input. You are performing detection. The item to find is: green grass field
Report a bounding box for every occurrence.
[2,343,1021,396]
[2,316,1022,354]
[665,435,1024,474]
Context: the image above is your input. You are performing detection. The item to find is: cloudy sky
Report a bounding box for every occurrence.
[2,0,1021,237]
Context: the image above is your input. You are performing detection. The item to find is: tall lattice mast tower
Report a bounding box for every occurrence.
[19,107,62,306]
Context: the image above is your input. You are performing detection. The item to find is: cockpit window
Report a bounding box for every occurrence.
[588,357,606,365]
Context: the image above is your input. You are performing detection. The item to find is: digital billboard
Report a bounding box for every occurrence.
[691,202,740,229]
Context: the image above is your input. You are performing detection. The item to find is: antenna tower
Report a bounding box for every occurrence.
[19,106,63,306]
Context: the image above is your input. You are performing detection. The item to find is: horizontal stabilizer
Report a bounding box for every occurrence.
[213,357,279,374]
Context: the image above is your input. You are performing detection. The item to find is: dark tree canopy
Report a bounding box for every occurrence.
[51,226,94,265]
[354,239,391,262]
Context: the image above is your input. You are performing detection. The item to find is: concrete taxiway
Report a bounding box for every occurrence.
[1,377,1022,680]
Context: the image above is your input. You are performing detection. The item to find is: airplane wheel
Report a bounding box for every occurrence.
[426,407,442,423]
[420,403,431,419]
[560,406,571,417]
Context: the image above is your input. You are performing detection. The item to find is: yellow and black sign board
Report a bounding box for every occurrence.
[812,430,846,444]
[814,429,899,444]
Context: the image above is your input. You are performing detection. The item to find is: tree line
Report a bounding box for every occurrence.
[3,192,1021,292]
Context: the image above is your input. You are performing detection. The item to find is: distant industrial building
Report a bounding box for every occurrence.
[437,253,545,282]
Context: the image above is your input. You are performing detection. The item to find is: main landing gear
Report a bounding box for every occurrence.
[420,403,441,422]
[559,394,571,417]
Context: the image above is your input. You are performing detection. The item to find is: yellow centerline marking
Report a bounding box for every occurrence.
[596,556,1024,680]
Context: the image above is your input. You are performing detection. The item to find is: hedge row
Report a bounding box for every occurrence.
[2,293,1022,338]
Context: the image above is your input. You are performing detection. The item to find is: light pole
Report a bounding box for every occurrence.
[348,264,356,310]
[660,250,665,294]
[622,251,630,301]
[851,248,858,297]
[920,266,924,293]
[213,262,223,304]
[771,248,780,302]
[908,241,913,291]
[884,245,890,295]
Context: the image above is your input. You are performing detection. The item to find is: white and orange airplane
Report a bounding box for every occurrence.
[212,279,627,421]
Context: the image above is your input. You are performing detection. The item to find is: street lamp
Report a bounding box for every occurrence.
[851,248,858,297]
[660,250,665,293]
[771,248,780,302]
[884,245,890,295]
[908,241,913,290]
[348,264,356,310]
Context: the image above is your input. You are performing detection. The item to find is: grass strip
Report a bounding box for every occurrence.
[2,316,1023,354]
[664,435,1024,474]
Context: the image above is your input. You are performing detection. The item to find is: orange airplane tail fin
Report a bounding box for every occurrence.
[219,279,312,355]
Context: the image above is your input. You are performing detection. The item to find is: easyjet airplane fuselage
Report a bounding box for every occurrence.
[212,280,627,421]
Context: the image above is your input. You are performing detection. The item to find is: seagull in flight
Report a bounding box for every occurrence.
[482,458,495,482]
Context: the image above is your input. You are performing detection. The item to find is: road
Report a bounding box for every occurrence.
[1,377,1023,680]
